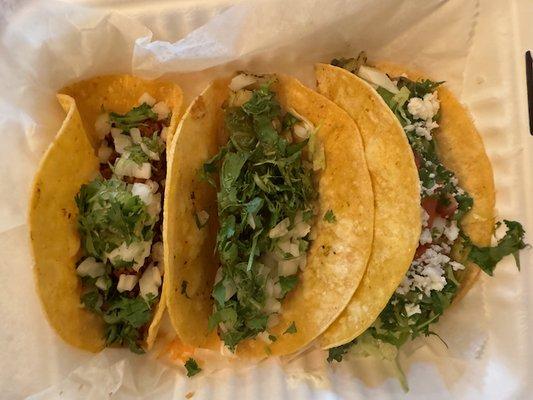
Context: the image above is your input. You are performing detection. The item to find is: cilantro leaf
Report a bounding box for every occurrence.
[184,358,202,377]
[278,275,298,298]
[323,209,336,223]
[327,338,357,363]
[109,103,157,131]
[203,81,316,351]
[284,321,297,335]
[467,220,527,276]
[75,178,153,259]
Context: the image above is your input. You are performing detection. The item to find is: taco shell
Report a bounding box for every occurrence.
[165,74,375,357]
[30,75,183,352]
[315,64,421,348]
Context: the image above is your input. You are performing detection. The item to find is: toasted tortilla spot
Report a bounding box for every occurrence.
[315,64,421,348]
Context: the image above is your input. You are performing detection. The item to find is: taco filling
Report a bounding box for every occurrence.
[202,74,319,351]
[74,95,171,353]
[326,56,526,369]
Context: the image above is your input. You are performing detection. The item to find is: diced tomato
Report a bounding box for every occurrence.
[421,197,438,228]
[437,195,458,219]
[414,244,428,259]
[413,151,422,169]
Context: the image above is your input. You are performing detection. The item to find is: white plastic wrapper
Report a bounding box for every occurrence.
[0,0,530,399]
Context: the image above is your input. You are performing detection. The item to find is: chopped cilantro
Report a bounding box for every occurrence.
[103,296,154,353]
[467,220,527,276]
[203,81,315,351]
[268,334,278,342]
[109,103,157,131]
[323,209,336,223]
[184,358,202,377]
[75,178,153,260]
[284,321,297,335]
[327,338,357,363]
[278,275,298,298]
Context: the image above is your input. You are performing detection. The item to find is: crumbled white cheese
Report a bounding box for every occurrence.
[405,303,421,317]
[419,228,432,245]
[444,220,460,242]
[407,92,440,121]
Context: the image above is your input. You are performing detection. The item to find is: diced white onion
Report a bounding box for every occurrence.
[76,257,105,278]
[161,127,169,143]
[152,101,170,121]
[293,122,310,140]
[231,89,253,107]
[257,331,272,344]
[278,258,299,276]
[94,113,111,139]
[223,278,237,301]
[97,143,113,163]
[264,297,281,313]
[265,278,274,297]
[298,254,307,271]
[357,65,400,94]
[147,193,161,219]
[131,182,153,205]
[145,180,159,193]
[139,142,159,161]
[247,213,256,229]
[269,218,290,238]
[151,241,164,264]
[214,267,223,285]
[138,92,156,107]
[111,129,132,154]
[229,73,258,91]
[117,274,138,293]
[272,281,282,299]
[291,221,311,238]
[105,240,152,271]
[95,276,110,291]
[139,266,162,299]
[114,157,152,179]
[129,128,142,144]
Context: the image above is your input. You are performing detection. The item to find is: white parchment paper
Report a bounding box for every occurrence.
[0,0,529,399]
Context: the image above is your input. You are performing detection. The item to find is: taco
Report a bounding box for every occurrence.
[164,72,374,358]
[315,56,526,367]
[30,75,183,352]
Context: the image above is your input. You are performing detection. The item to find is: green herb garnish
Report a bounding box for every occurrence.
[109,103,157,131]
[184,358,202,377]
[323,209,336,223]
[284,321,297,335]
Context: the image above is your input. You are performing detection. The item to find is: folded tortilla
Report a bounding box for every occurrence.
[29,75,183,352]
[164,73,375,357]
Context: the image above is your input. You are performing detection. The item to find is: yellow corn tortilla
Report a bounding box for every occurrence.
[30,75,183,352]
[165,73,375,357]
[315,64,421,349]
[374,62,495,301]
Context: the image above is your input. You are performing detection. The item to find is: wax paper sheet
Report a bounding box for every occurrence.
[0,0,530,399]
